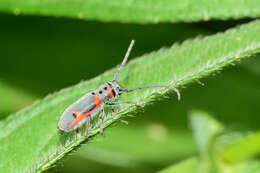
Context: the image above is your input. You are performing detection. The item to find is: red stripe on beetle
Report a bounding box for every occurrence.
[69,96,101,128]
[107,84,113,99]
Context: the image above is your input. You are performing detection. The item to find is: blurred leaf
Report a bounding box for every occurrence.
[190,111,223,155]
[0,20,260,173]
[157,110,260,173]
[157,158,260,173]
[1,0,260,23]
[216,134,260,173]
[236,160,260,173]
[190,110,223,173]
[75,127,195,165]
[219,131,260,163]
[0,80,37,118]
[158,157,198,173]
[189,110,260,173]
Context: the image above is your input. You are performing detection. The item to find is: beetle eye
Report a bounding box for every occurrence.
[91,92,95,95]
[104,87,107,90]
[99,91,102,94]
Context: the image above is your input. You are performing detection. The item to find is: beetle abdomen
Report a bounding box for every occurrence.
[58,93,95,132]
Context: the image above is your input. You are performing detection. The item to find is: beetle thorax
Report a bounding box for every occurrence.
[93,82,121,102]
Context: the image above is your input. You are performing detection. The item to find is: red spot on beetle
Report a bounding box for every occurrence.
[72,111,82,118]
[107,84,113,99]
[69,96,101,128]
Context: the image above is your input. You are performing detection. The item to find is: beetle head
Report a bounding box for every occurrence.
[107,81,122,99]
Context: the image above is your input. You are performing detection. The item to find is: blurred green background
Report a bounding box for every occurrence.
[0,13,259,172]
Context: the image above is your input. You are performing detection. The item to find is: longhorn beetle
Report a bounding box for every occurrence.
[58,40,180,137]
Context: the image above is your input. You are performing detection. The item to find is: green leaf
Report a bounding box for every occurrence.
[157,157,260,173]
[158,157,198,173]
[190,110,223,173]
[1,20,260,173]
[219,131,260,163]
[1,0,260,23]
[190,111,223,155]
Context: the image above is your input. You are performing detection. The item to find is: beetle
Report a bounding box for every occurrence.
[58,40,180,137]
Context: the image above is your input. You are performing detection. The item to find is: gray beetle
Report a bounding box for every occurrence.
[58,40,180,137]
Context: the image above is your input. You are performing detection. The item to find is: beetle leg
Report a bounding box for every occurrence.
[99,108,105,136]
[109,106,116,115]
[76,128,81,138]
[106,101,144,107]
[85,117,91,138]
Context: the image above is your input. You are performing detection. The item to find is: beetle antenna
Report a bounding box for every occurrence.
[120,85,181,101]
[113,40,135,82]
